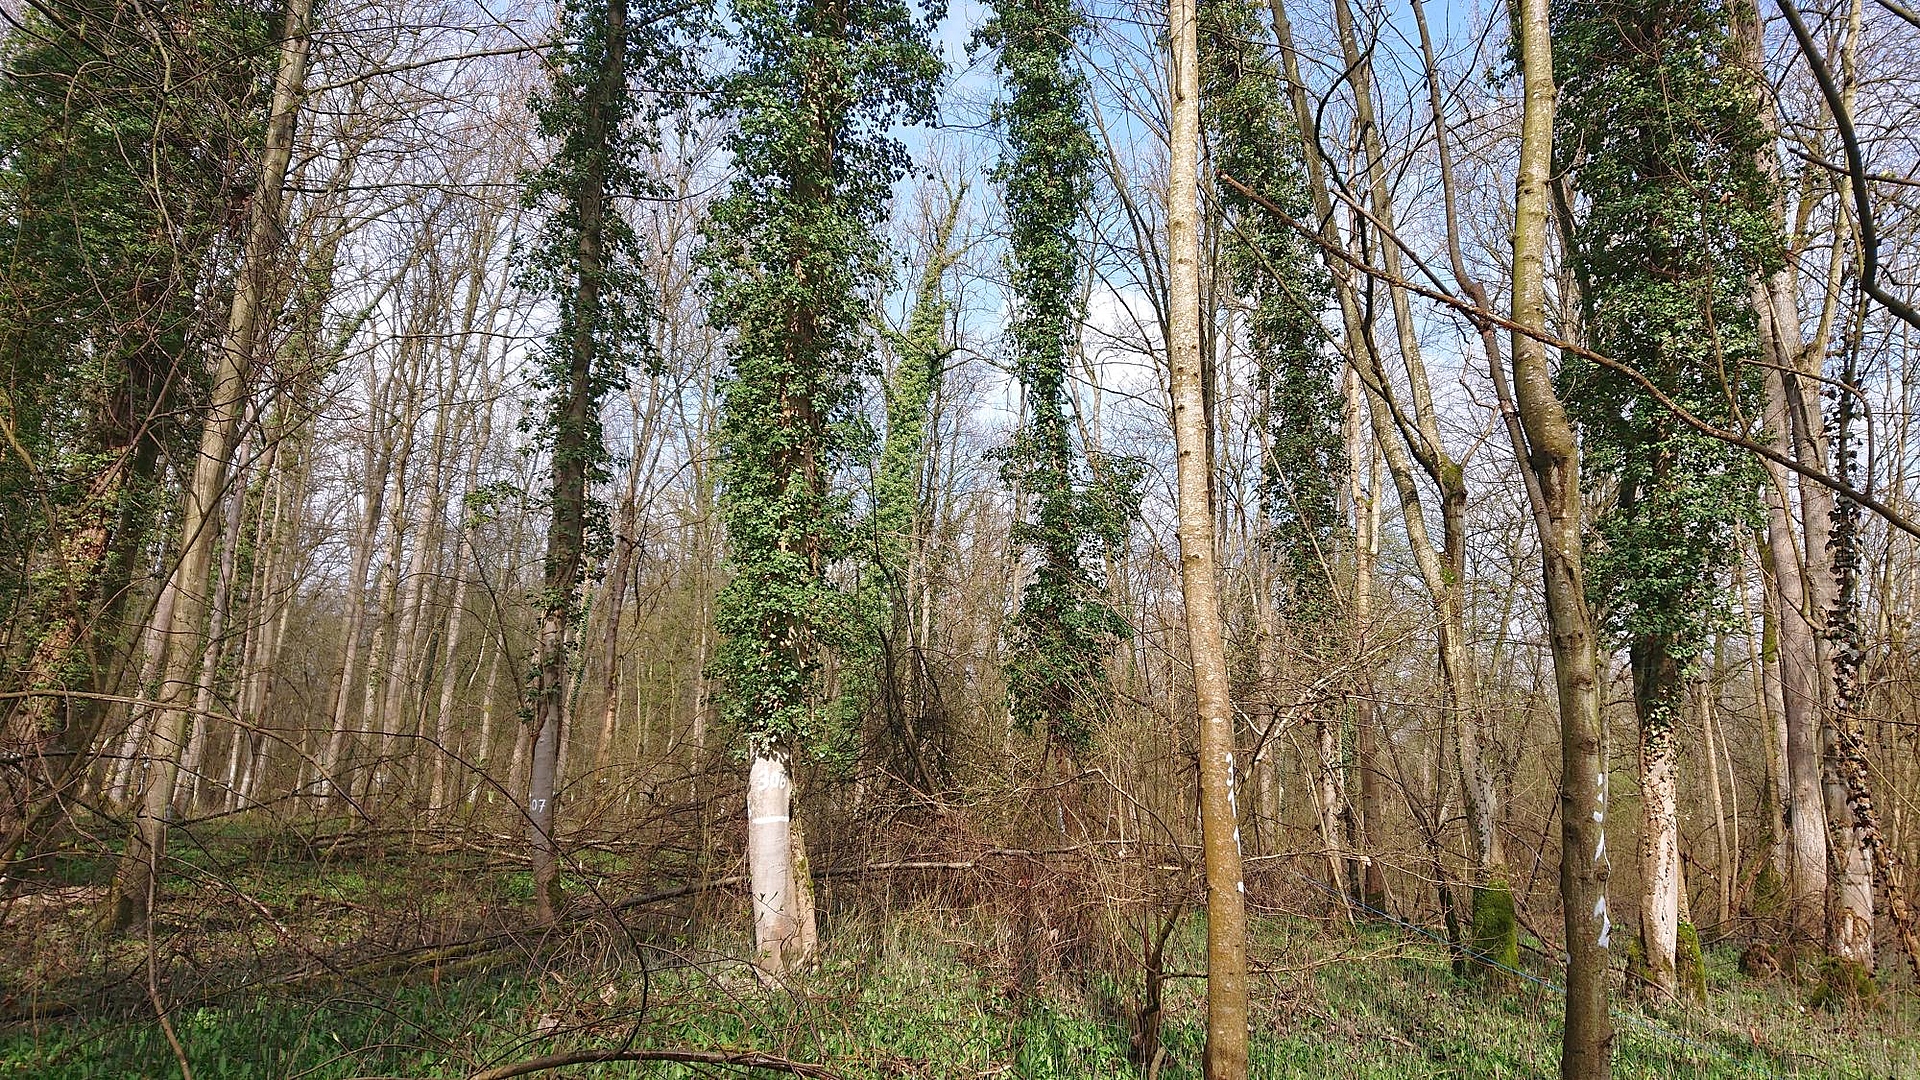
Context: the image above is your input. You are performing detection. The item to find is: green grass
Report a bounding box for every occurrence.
[2,907,1911,1079]
[2,823,1909,1079]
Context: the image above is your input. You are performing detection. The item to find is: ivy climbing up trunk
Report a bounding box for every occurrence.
[981,0,1138,779]
[1552,0,1778,999]
[704,0,939,978]
[868,189,964,792]
[517,0,671,925]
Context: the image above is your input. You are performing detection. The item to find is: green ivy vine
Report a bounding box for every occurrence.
[702,0,942,755]
[977,0,1142,753]
[1200,0,1339,621]
[1553,0,1778,690]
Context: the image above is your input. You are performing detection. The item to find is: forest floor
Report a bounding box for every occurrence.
[0,820,1912,1079]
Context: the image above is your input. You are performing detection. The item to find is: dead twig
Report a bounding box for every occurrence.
[464,1047,845,1080]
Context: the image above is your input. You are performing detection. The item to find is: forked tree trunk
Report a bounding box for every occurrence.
[1328,0,1505,920]
[1168,2,1248,1072]
[1508,3,1613,1071]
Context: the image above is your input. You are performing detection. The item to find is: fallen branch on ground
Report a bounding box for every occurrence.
[466,1047,844,1080]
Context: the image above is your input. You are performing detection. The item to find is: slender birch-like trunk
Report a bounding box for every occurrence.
[1328,0,1504,907]
[321,381,394,805]
[1508,3,1613,1070]
[103,0,314,929]
[174,449,251,814]
[1168,2,1247,1071]
[1347,379,1384,910]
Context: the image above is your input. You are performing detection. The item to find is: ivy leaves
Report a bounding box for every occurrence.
[703,0,942,750]
[1200,0,1339,619]
[976,0,1146,752]
[1553,0,1777,663]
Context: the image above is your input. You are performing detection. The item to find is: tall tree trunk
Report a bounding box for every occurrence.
[1168,3,1248,1073]
[1327,0,1502,896]
[106,586,175,807]
[360,349,423,804]
[1701,662,1733,926]
[1508,3,1613,1071]
[468,639,504,810]
[1749,536,1793,902]
[1348,384,1385,910]
[1736,0,1839,951]
[103,0,313,929]
[1755,463,1831,939]
[593,468,641,774]
[1822,284,1883,974]
[321,382,394,807]
[429,423,487,816]
[527,0,627,926]
[174,447,251,814]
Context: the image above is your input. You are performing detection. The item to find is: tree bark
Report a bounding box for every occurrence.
[1508,3,1613,1072]
[174,445,251,814]
[1736,0,1848,952]
[748,749,798,975]
[103,0,313,929]
[1329,0,1504,909]
[1631,637,1682,997]
[321,375,394,806]
[1348,388,1385,910]
[527,0,627,926]
[1168,2,1248,1072]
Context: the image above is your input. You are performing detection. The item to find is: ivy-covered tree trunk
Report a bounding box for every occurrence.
[1508,0,1614,1071]
[1822,335,1876,975]
[524,0,630,927]
[869,192,963,792]
[982,0,1134,767]
[0,0,278,888]
[704,0,938,978]
[1556,0,1782,1006]
[0,432,156,883]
